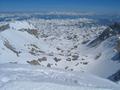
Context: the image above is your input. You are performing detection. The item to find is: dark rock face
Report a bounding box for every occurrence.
[111,53,120,62]
[113,38,120,61]
[88,23,120,47]
[82,62,88,65]
[47,63,51,67]
[66,58,71,61]
[81,40,90,44]
[4,40,21,57]
[65,66,69,70]
[0,24,9,32]
[38,57,47,62]
[54,57,61,62]
[27,29,39,38]
[72,55,79,61]
[108,70,120,82]
[19,29,39,38]
[115,39,120,53]
[94,53,102,60]
[27,60,40,65]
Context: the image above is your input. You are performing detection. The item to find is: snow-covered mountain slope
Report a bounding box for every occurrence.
[86,23,120,79]
[0,64,119,90]
[0,19,105,70]
[0,13,120,85]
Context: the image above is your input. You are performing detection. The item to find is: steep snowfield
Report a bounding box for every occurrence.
[86,36,120,78]
[0,21,57,64]
[0,64,119,90]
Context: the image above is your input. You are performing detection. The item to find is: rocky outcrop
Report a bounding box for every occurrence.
[27,60,40,65]
[108,70,120,82]
[88,23,120,47]
[19,29,39,38]
[115,39,120,53]
[0,24,9,32]
[4,40,21,56]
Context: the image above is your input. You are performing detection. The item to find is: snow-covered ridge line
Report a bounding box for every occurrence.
[9,21,35,30]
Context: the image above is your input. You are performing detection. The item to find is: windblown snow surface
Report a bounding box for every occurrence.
[0,64,119,90]
[0,13,120,90]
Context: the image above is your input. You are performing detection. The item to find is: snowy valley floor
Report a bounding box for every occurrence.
[0,63,119,90]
